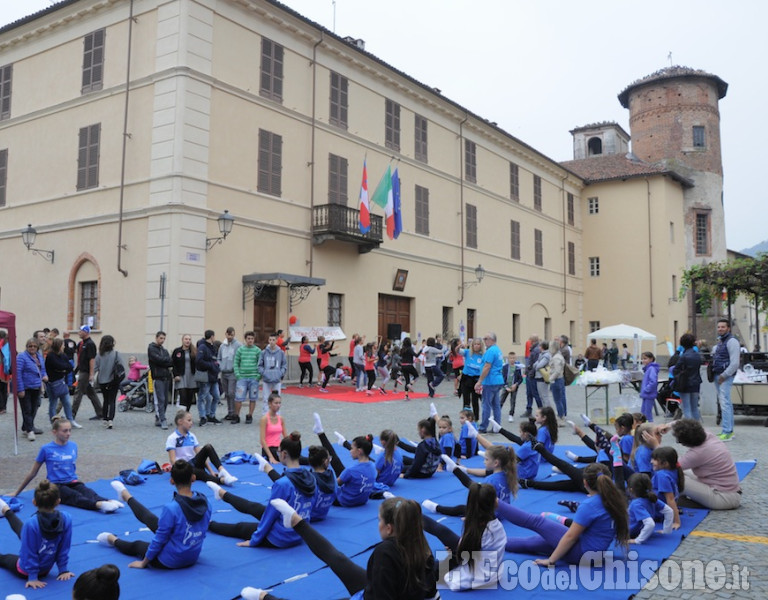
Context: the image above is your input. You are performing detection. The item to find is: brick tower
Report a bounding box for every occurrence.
[618,66,729,265]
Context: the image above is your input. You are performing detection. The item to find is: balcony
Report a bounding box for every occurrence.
[312,204,383,253]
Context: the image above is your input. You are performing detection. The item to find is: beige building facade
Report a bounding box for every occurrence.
[0,0,718,359]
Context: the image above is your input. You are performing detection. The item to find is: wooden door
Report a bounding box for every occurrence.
[253,286,277,347]
[378,294,411,340]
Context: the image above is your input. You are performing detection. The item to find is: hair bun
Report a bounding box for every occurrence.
[97,563,121,583]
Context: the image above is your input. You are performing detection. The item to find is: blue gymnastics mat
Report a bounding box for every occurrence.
[0,447,756,600]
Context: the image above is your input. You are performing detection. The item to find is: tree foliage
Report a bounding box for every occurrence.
[680,253,768,312]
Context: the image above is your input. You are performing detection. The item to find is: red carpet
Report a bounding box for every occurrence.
[285,384,431,403]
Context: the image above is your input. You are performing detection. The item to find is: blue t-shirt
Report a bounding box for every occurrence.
[375,450,403,487]
[439,432,458,457]
[481,345,504,385]
[36,441,79,484]
[572,494,615,554]
[485,471,511,504]
[652,469,679,501]
[458,424,478,457]
[516,440,540,479]
[619,434,633,458]
[628,497,668,538]
[632,446,653,474]
[337,461,377,507]
[537,426,554,454]
[461,350,484,376]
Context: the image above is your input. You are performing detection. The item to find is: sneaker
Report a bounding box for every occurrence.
[71,420,83,429]
[160,421,168,430]
[223,414,234,421]
[27,431,36,441]
[557,499,580,513]
[107,420,113,429]
[89,416,101,421]
[508,415,515,423]
[231,415,241,424]
[522,409,532,418]
[297,384,303,389]
[209,417,221,424]
[33,427,44,435]
[319,387,329,393]
[717,432,734,442]
[245,415,253,425]
[378,387,387,395]
[199,418,207,426]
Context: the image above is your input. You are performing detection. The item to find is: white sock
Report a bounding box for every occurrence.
[477,450,486,457]
[313,413,323,434]
[110,480,127,501]
[219,467,238,485]
[269,498,297,528]
[429,402,438,418]
[422,499,438,513]
[96,532,114,546]
[566,420,578,435]
[99,500,120,513]
[241,587,268,600]
[334,431,346,445]
[580,413,591,427]
[465,423,478,439]
[441,454,458,472]
[382,491,395,499]
[373,443,384,455]
[552,465,562,474]
[254,453,270,472]
[206,480,224,500]
[488,418,502,434]
[0,498,9,514]
[565,450,579,462]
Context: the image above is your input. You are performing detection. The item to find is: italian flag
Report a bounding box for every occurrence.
[359,159,370,234]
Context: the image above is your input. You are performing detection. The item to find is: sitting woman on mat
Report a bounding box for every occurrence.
[421,445,517,516]
[0,480,74,589]
[398,417,442,479]
[376,429,404,486]
[311,413,377,507]
[207,432,316,548]
[421,482,507,591]
[13,417,121,513]
[165,409,238,485]
[260,392,288,464]
[500,463,629,565]
[240,496,438,600]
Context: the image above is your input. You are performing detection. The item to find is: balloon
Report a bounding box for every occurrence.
[289,315,297,325]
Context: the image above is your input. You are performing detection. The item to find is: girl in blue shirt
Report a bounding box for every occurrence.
[437,415,460,465]
[629,423,657,476]
[459,338,485,420]
[651,446,684,529]
[627,473,674,543]
[458,409,478,458]
[0,480,74,589]
[375,429,403,487]
[486,406,559,454]
[500,463,629,565]
[423,444,517,516]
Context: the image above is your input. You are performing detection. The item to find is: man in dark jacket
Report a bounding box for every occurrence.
[72,325,102,421]
[148,331,173,430]
[195,330,221,426]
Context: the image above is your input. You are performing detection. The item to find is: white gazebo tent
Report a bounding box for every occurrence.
[586,323,658,363]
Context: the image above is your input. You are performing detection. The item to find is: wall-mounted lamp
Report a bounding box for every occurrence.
[461,264,485,289]
[205,210,235,251]
[21,224,55,263]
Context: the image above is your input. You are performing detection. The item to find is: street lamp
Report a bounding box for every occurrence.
[461,264,485,289]
[21,224,55,263]
[205,210,235,251]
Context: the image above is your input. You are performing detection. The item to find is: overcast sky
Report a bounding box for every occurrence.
[4,0,766,251]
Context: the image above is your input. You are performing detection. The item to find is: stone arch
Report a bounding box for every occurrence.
[587,136,603,155]
[529,303,552,342]
[67,253,102,331]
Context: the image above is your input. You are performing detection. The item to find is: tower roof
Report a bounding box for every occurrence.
[618,66,728,108]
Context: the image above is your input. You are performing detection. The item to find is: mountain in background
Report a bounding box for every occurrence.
[740,239,768,257]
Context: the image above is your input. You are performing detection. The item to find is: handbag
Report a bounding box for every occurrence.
[706,362,715,383]
[538,366,551,383]
[194,369,209,383]
[111,353,126,384]
[563,364,579,386]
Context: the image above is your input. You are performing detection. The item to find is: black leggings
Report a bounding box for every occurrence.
[401,365,419,390]
[207,491,266,540]
[101,381,119,421]
[177,388,196,411]
[318,431,346,476]
[189,444,225,483]
[0,509,27,578]
[366,369,376,390]
[112,496,164,563]
[299,362,313,385]
[321,365,335,389]
[59,481,107,511]
[422,515,463,571]
[460,374,480,420]
[434,468,475,516]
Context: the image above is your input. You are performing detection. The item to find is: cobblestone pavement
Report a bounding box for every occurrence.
[1,377,764,596]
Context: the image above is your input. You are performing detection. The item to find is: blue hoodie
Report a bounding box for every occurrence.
[640,361,660,400]
[146,491,211,568]
[402,438,442,479]
[310,468,337,521]
[250,468,316,547]
[19,510,72,581]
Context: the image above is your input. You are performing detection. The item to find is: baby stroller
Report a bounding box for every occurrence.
[118,371,154,412]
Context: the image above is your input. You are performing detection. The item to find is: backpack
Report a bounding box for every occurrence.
[563,364,580,386]
[112,353,126,384]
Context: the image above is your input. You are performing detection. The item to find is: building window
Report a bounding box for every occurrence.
[533,175,542,211]
[328,154,348,205]
[0,148,7,207]
[669,221,675,243]
[385,99,400,151]
[588,197,599,214]
[510,220,520,260]
[82,29,105,94]
[509,162,519,201]
[329,71,348,129]
[512,313,520,344]
[587,137,603,155]
[672,275,677,299]
[692,126,705,148]
[442,306,453,338]
[534,228,543,266]
[0,64,11,120]
[260,38,284,102]
[589,256,600,277]
[257,129,282,196]
[695,212,710,256]
[415,184,429,235]
[466,308,476,340]
[414,114,428,163]
[589,321,601,333]
[567,192,574,225]
[80,281,99,329]
[327,293,342,327]
[466,203,477,249]
[464,140,476,183]
[568,241,575,275]
[77,124,100,190]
